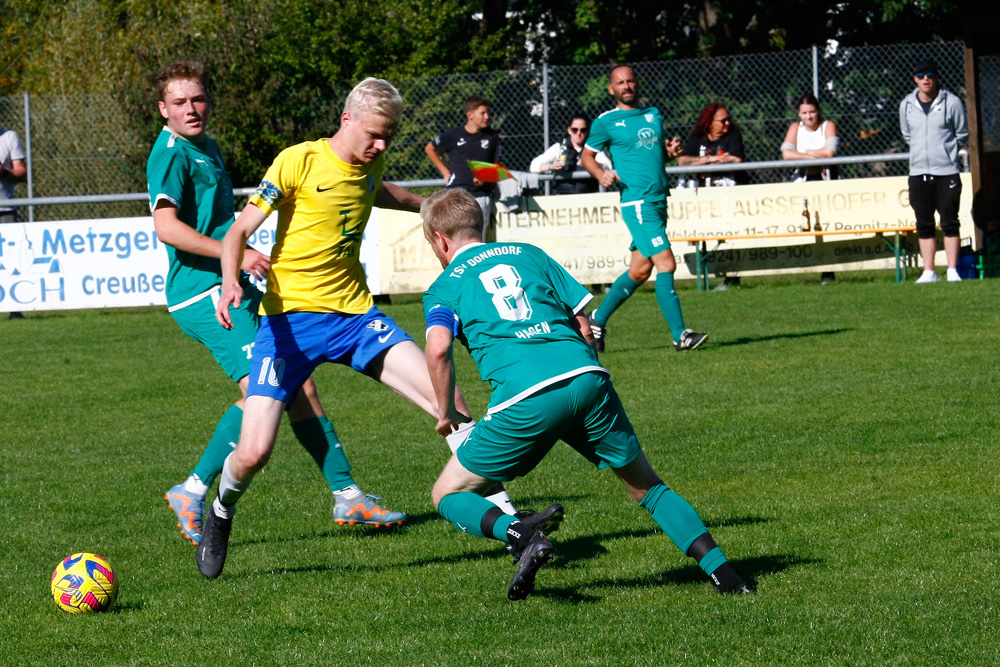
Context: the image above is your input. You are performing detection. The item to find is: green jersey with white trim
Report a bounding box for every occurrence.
[146,127,234,307]
[585,106,668,202]
[423,242,604,413]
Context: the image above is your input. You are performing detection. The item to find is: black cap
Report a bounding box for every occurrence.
[913,59,939,75]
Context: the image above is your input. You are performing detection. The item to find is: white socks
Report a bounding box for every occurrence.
[214,454,252,519]
[183,475,208,496]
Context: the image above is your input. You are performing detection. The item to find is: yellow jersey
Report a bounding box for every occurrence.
[248,139,383,315]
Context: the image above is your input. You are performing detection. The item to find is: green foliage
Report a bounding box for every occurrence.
[2,275,1000,664]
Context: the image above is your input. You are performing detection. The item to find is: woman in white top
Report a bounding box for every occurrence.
[530,113,613,194]
[782,93,840,284]
[781,93,839,182]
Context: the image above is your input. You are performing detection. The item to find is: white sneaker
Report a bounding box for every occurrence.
[946,269,962,282]
[915,271,940,284]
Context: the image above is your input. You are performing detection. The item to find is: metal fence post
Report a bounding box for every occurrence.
[812,45,819,99]
[22,91,34,222]
[542,62,550,196]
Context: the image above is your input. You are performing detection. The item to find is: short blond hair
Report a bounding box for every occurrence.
[421,189,484,241]
[344,77,403,125]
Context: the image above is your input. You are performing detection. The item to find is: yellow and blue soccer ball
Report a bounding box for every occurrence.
[50,553,119,613]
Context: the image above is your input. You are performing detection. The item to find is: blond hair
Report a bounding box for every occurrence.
[344,77,403,125]
[420,189,484,241]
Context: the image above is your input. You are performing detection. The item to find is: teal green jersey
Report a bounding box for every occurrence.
[146,127,235,307]
[423,242,605,413]
[585,106,668,202]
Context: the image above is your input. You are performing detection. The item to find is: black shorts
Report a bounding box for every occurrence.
[908,174,961,239]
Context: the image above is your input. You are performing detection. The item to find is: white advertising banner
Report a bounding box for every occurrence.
[0,175,976,312]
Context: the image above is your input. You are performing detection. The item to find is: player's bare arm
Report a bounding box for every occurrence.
[665,136,683,159]
[376,182,424,213]
[581,148,618,188]
[216,203,268,329]
[424,142,451,183]
[425,325,465,437]
[572,311,595,346]
[0,158,26,182]
[153,202,269,281]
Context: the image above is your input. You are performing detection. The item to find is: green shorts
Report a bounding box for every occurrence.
[169,284,262,381]
[457,371,642,481]
[620,198,670,258]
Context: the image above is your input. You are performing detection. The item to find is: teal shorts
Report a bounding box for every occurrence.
[457,371,642,481]
[620,198,670,258]
[169,283,262,382]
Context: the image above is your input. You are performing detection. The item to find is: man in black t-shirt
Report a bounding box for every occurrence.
[425,95,502,235]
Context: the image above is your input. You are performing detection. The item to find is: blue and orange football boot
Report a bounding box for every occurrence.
[165,483,205,545]
[333,493,406,528]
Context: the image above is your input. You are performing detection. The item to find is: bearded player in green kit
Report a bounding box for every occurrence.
[581,65,706,354]
[420,188,751,600]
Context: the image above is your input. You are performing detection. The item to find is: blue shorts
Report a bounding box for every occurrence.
[247,307,414,403]
[620,198,670,258]
[457,371,642,481]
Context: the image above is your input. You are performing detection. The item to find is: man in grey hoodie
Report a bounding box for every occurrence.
[899,58,969,283]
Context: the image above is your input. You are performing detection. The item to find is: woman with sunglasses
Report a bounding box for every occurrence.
[678,102,746,188]
[530,113,613,194]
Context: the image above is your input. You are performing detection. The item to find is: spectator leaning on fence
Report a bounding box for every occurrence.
[0,126,27,225]
[899,58,969,284]
[677,102,747,188]
[529,114,613,195]
[425,95,502,238]
[782,93,839,285]
[781,93,839,183]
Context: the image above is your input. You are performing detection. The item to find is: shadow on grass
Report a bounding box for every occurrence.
[712,328,852,348]
[111,600,145,613]
[704,515,775,529]
[534,553,819,603]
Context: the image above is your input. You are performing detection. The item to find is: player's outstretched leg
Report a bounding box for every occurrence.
[167,404,243,545]
[616,453,752,594]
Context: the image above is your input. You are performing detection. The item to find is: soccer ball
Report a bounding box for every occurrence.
[50,553,119,613]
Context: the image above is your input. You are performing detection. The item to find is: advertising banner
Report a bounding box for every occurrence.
[0,175,976,312]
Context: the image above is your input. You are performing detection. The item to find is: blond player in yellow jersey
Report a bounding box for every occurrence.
[196,78,540,578]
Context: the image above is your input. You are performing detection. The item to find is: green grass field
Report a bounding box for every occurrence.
[2,274,998,665]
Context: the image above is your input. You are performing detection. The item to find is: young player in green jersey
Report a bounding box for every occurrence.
[581,65,707,354]
[421,188,751,600]
[148,59,404,546]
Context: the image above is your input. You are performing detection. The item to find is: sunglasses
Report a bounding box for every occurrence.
[568,127,588,134]
[915,71,937,79]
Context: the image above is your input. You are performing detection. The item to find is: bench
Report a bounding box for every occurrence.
[673,227,918,290]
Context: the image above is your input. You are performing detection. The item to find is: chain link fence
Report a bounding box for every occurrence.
[0,40,978,220]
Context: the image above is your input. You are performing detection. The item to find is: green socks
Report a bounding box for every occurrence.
[291,416,356,492]
[192,404,243,487]
[438,492,517,540]
[654,272,686,341]
[639,483,725,576]
[594,272,642,325]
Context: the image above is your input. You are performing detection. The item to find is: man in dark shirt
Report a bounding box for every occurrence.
[425,95,501,236]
